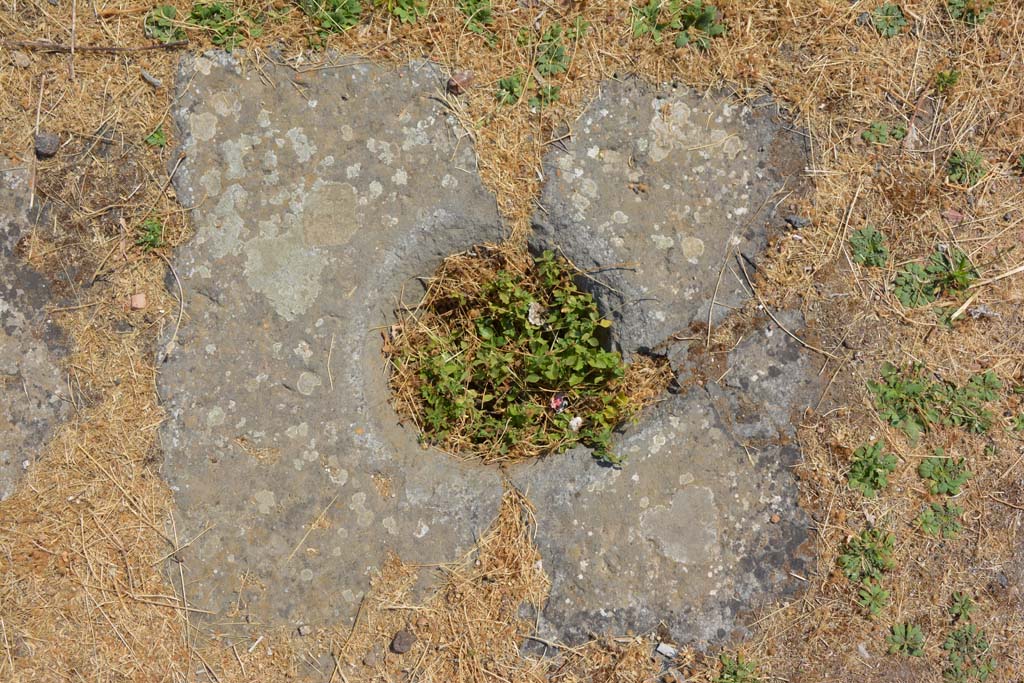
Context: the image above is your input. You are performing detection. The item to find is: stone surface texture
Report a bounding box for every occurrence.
[160,54,504,628]
[533,79,806,362]
[161,53,817,645]
[0,165,69,501]
[510,314,816,645]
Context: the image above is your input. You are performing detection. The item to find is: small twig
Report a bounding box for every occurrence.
[283,495,338,567]
[69,0,77,80]
[247,635,264,654]
[987,494,1024,511]
[737,257,839,360]
[141,68,162,89]
[156,251,185,362]
[969,261,1024,289]
[327,333,335,390]
[2,39,188,53]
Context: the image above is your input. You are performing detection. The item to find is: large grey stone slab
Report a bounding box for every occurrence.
[0,165,69,501]
[533,79,807,360]
[516,81,816,646]
[510,315,817,645]
[159,53,505,629]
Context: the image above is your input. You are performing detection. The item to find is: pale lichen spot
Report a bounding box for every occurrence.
[190,112,218,142]
[253,489,276,515]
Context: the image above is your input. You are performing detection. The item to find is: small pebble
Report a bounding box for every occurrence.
[34,131,60,159]
[129,293,147,310]
[11,50,30,68]
[362,650,378,667]
[297,624,311,636]
[447,70,474,95]
[655,642,677,659]
[784,214,811,229]
[390,628,416,654]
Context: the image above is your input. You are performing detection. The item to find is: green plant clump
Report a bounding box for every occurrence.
[949,592,975,622]
[917,501,964,538]
[858,579,890,616]
[189,2,261,50]
[496,70,524,105]
[535,24,571,76]
[847,440,898,498]
[849,226,889,267]
[862,120,908,145]
[529,85,561,110]
[868,363,1001,442]
[943,625,996,682]
[458,0,495,44]
[377,0,428,24]
[872,3,908,37]
[948,150,987,186]
[136,218,164,251]
[919,449,972,495]
[893,248,978,309]
[887,622,925,657]
[714,653,760,683]
[631,0,726,50]
[947,0,996,26]
[144,124,167,148]
[935,68,961,94]
[387,249,666,466]
[299,0,362,34]
[839,527,896,584]
[144,5,186,43]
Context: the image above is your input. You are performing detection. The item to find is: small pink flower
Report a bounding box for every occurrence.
[549,393,567,413]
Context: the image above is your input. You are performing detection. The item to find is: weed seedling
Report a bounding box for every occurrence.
[535,24,570,76]
[839,527,896,583]
[529,85,561,109]
[949,592,975,622]
[145,125,167,148]
[927,248,978,295]
[568,16,590,40]
[847,441,898,498]
[631,0,725,50]
[189,3,259,50]
[919,449,971,495]
[1016,154,1024,175]
[144,5,186,42]
[862,121,907,145]
[894,262,936,308]
[934,69,961,94]
[917,501,964,539]
[299,0,362,33]
[872,3,908,37]
[943,625,996,682]
[714,653,760,683]
[894,248,977,310]
[849,226,889,267]
[458,0,495,44]
[857,579,890,616]
[947,150,987,186]
[378,0,428,24]
[887,622,925,656]
[136,218,164,251]
[496,71,524,105]
[947,0,996,26]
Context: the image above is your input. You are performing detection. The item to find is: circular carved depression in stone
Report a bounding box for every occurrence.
[159,52,818,645]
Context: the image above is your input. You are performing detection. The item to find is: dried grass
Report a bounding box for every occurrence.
[1,0,1024,680]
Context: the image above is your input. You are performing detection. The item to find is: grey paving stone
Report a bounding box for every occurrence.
[159,53,505,629]
[0,164,69,501]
